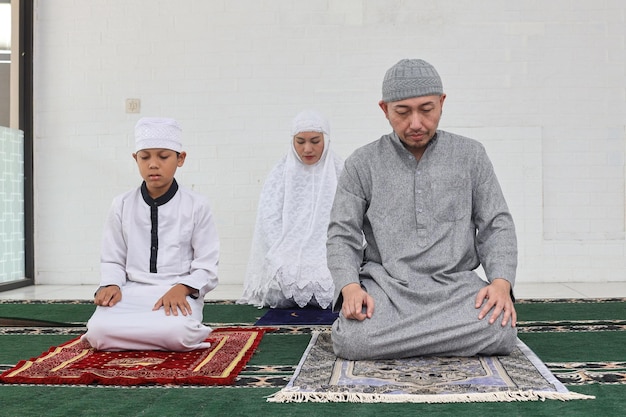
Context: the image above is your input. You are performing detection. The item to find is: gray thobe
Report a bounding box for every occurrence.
[327,130,518,360]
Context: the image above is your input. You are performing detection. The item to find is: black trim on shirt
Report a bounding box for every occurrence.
[140,179,179,273]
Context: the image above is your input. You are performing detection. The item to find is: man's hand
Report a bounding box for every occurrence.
[153,284,195,316]
[475,278,516,327]
[94,285,122,307]
[341,283,375,321]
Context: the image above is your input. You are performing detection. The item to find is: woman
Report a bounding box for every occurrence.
[239,110,343,308]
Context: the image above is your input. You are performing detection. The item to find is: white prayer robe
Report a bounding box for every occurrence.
[83,180,219,351]
[238,111,343,308]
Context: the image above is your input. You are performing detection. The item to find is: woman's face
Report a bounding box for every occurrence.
[293,131,325,165]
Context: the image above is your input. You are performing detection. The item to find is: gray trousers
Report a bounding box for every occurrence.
[331,271,517,360]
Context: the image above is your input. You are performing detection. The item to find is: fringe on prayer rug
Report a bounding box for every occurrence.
[268,332,594,403]
[0,327,270,386]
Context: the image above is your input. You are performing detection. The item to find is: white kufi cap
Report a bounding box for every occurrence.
[134,117,182,153]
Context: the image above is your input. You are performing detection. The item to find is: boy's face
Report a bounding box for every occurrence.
[133,148,186,198]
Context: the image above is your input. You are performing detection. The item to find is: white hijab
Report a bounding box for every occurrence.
[239,110,343,308]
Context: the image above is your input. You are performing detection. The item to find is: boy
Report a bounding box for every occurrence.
[83,117,219,351]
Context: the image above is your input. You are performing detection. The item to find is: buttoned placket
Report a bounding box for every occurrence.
[149,201,159,273]
[141,179,179,274]
[415,167,425,216]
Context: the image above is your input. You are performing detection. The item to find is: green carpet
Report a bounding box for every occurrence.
[516,299,626,321]
[0,385,620,417]
[519,331,626,362]
[2,298,623,325]
[1,299,624,417]
[0,301,266,325]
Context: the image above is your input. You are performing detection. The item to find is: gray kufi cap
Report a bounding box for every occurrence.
[382,59,443,102]
[134,117,183,153]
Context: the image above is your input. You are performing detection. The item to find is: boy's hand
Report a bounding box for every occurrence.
[153,284,195,316]
[94,285,122,307]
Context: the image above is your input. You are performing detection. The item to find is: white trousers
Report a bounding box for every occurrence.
[82,282,212,351]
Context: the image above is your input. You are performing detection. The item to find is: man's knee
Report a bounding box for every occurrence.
[331,320,371,360]
[481,325,517,355]
[332,333,363,360]
[497,326,518,353]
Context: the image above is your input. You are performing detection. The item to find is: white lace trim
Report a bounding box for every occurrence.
[238,111,342,309]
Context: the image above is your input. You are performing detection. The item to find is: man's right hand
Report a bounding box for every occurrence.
[341,283,375,321]
[94,285,122,307]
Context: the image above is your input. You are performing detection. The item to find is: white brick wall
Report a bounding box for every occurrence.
[32,0,626,286]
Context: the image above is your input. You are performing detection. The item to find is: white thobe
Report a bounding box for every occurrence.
[83,180,219,351]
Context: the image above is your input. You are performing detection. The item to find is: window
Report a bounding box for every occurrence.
[0,0,33,291]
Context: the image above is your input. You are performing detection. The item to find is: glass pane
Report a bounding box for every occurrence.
[0,126,25,283]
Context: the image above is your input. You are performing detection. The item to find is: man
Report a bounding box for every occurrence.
[327,59,518,360]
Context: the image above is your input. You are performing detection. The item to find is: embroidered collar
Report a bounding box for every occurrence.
[140,179,179,206]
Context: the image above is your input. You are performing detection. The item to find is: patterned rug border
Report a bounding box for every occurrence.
[3,321,626,336]
[0,299,239,305]
[2,374,623,389]
[517,322,626,333]
[267,332,595,403]
[1,297,625,305]
[515,298,626,304]
[519,320,626,325]
[2,362,623,389]
[0,322,260,331]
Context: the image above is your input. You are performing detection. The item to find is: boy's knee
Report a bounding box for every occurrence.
[160,320,211,351]
[83,318,112,350]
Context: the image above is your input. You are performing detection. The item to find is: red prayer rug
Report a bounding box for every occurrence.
[0,327,270,386]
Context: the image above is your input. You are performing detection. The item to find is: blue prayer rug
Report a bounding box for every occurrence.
[254,307,339,326]
[268,332,594,403]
